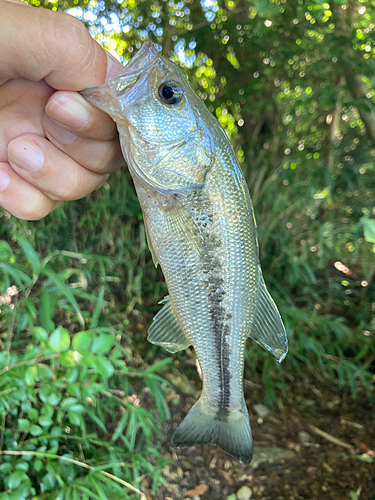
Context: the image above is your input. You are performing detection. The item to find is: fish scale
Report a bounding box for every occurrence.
[81,40,288,464]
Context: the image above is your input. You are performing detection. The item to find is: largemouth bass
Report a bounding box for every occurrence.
[81,41,287,464]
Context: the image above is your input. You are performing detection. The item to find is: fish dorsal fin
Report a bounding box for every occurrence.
[148,296,191,353]
[248,271,288,362]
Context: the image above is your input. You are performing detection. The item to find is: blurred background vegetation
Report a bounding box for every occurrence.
[0,0,374,498]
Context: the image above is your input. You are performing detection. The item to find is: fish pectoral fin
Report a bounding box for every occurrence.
[147,296,191,353]
[248,271,288,362]
[144,222,158,267]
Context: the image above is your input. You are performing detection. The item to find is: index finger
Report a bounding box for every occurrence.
[0,0,123,90]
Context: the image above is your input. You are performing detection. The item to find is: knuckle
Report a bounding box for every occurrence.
[17,197,57,221]
[94,142,123,173]
[53,11,87,39]
[53,183,78,203]
[51,12,92,62]
[51,168,86,201]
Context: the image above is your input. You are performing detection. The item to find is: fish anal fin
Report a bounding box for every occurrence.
[248,271,288,363]
[148,296,191,353]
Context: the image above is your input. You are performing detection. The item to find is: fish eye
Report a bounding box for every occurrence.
[158,81,183,106]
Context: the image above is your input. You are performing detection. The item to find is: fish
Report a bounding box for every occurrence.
[81,41,288,465]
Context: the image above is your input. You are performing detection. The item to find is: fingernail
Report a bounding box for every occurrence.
[8,138,44,173]
[0,169,10,192]
[106,51,122,81]
[46,94,90,129]
[44,116,78,146]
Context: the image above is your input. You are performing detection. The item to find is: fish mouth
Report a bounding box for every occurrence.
[117,40,159,76]
[80,40,160,117]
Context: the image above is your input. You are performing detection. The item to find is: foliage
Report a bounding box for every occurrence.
[1,0,375,496]
[0,236,171,498]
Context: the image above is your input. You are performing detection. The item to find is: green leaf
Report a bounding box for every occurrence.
[257,0,270,16]
[39,386,61,406]
[41,405,54,417]
[92,333,115,355]
[90,286,105,329]
[61,350,79,367]
[37,364,54,381]
[29,424,43,436]
[0,263,31,289]
[75,484,103,500]
[65,367,79,383]
[33,327,49,342]
[43,268,84,327]
[143,358,173,375]
[357,453,373,463]
[67,383,81,397]
[0,240,14,262]
[38,416,53,428]
[7,470,27,489]
[34,460,43,472]
[0,353,6,370]
[73,331,93,351]
[0,462,13,473]
[111,410,129,442]
[361,217,375,243]
[24,366,37,386]
[15,234,41,276]
[18,419,30,431]
[76,350,96,368]
[49,326,70,353]
[85,409,108,434]
[68,411,82,426]
[15,462,29,472]
[60,397,79,410]
[39,288,55,332]
[27,408,38,420]
[93,355,114,378]
[41,471,56,490]
[69,404,84,413]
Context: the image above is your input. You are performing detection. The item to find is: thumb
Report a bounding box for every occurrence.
[0,0,122,90]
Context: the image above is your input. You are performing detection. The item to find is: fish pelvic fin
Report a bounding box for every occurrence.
[171,397,253,465]
[248,270,288,363]
[148,296,191,353]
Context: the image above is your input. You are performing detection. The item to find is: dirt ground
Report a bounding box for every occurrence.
[148,372,375,500]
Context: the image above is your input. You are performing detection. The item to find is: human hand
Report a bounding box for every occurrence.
[0,0,124,220]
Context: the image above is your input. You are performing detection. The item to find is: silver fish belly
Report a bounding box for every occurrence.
[81,41,288,464]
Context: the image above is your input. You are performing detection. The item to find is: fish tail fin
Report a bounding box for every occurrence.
[171,397,253,464]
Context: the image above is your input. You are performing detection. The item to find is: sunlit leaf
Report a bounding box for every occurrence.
[49,326,70,353]
[0,240,14,262]
[361,217,375,243]
[73,331,93,351]
[7,470,27,489]
[91,333,115,355]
